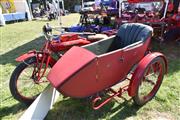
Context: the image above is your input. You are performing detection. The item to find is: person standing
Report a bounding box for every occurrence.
[47,1,56,20]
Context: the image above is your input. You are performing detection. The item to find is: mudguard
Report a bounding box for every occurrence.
[16,50,37,62]
[16,50,57,67]
[128,52,167,97]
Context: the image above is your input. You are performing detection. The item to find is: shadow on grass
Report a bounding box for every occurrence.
[0,103,27,119]
[46,98,141,120]
[0,36,45,65]
[150,40,180,75]
[110,103,141,120]
[151,40,180,60]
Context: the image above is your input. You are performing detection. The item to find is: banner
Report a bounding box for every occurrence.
[0,0,16,13]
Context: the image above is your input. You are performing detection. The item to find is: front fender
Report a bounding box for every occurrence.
[128,52,168,97]
[16,50,37,62]
[16,50,57,67]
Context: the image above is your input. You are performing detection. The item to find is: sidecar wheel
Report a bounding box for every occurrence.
[133,57,165,106]
[9,57,50,105]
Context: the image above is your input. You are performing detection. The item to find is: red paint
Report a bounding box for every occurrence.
[60,34,79,42]
[16,51,36,62]
[128,52,167,97]
[48,37,152,98]
[128,0,163,3]
[44,23,168,109]
[49,39,91,52]
[47,46,97,90]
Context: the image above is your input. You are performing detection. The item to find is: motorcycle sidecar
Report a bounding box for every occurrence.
[47,23,167,107]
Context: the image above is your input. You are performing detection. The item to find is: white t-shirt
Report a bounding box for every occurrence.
[49,3,56,13]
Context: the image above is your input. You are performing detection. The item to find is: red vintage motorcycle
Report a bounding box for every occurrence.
[9,24,94,105]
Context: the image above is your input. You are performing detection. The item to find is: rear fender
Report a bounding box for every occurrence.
[128,52,168,97]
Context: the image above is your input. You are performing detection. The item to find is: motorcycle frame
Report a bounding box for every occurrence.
[16,40,58,83]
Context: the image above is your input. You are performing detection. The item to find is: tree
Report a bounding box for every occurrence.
[64,0,81,11]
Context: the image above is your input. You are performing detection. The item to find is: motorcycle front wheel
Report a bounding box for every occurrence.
[9,57,50,105]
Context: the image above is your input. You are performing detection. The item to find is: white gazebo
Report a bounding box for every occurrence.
[0,0,32,26]
[14,0,32,20]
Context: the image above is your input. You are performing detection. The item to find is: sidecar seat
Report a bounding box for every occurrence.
[84,23,153,55]
[111,23,153,49]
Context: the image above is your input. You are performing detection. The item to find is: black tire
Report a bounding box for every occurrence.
[9,57,50,105]
[133,57,166,106]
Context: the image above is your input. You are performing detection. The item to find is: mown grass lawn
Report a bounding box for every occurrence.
[0,13,180,120]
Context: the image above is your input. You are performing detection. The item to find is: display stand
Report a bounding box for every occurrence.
[19,85,59,120]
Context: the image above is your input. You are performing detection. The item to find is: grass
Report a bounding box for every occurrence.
[0,13,180,120]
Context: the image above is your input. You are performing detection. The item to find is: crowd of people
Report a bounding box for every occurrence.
[32,1,65,21]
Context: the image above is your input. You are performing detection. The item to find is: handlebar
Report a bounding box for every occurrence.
[42,23,97,41]
[43,23,53,41]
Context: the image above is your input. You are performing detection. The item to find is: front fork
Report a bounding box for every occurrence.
[32,52,51,84]
[16,50,57,84]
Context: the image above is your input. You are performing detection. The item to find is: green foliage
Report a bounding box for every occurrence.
[64,0,82,11]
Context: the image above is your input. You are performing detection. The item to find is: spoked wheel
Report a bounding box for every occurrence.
[133,57,165,106]
[9,57,50,105]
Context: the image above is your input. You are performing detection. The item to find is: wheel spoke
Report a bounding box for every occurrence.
[146,65,152,75]
[135,58,165,105]
[145,73,154,78]
[21,71,31,78]
[14,60,50,101]
[144,79,156,85]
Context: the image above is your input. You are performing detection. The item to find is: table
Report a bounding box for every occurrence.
[3,12,26,22]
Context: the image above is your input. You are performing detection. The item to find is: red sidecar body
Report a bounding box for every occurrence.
[47,23,153,98]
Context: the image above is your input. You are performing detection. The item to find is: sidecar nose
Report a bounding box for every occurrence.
[47,46,96,89]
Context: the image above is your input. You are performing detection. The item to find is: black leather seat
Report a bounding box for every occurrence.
[84,23,153,55]
[115,23,153,48]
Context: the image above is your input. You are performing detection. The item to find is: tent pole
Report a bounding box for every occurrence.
[82,0,84,9]
[43,0,47,11]
[58,0,62,26]
[27,0,33,19]
[119,0,122,18]
[62,0,64,11]
[163,0,169,19]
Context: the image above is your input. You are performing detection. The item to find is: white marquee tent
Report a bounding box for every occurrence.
[14,0,32,20]
[0,0,32,26]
